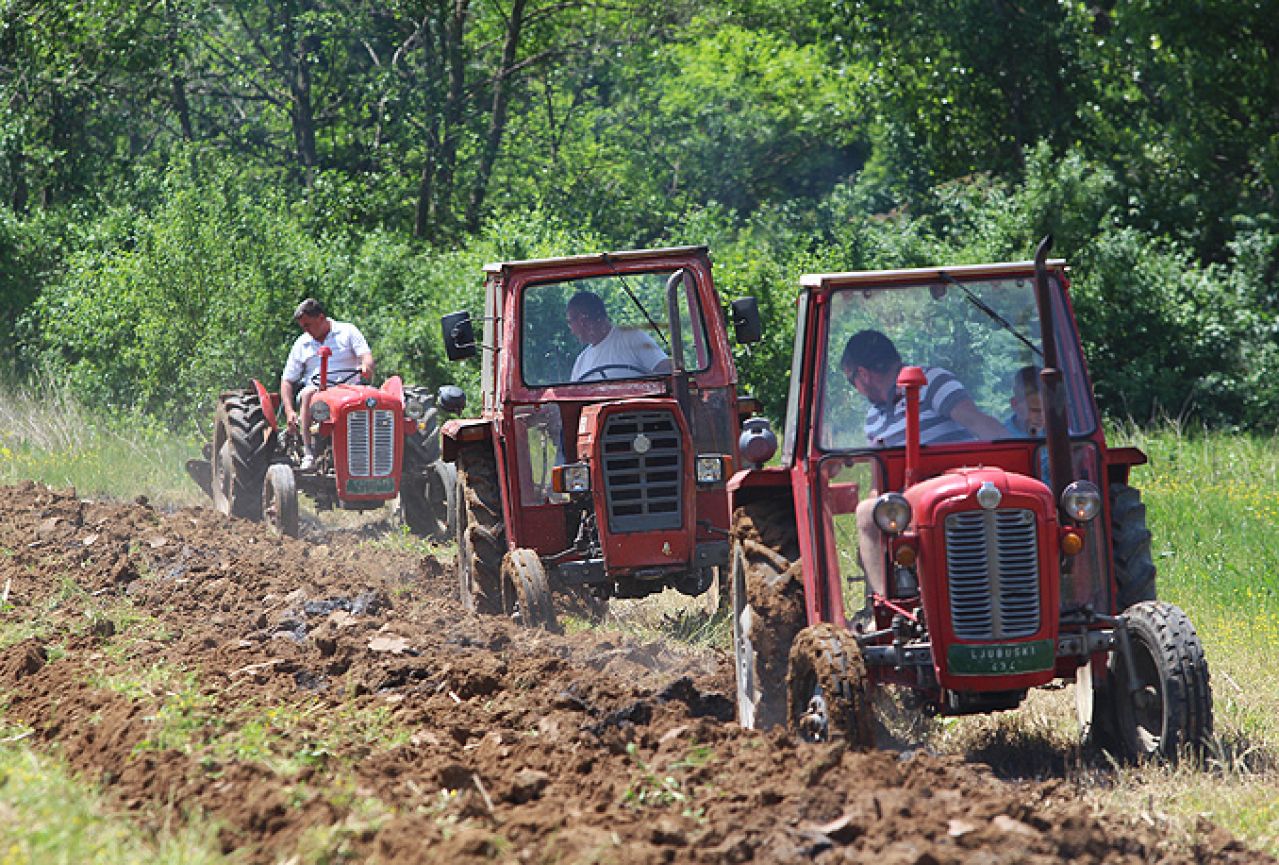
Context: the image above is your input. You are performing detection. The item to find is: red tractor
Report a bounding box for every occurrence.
[439,246,764,632]
[187,348,457,539]
[728,238,1212,761]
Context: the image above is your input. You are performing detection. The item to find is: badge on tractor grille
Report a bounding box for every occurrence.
[947,639,1053,675]
[632,433,652,454]
[346,477,395,495]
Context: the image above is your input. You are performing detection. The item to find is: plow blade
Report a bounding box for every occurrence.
[186,459,213,499]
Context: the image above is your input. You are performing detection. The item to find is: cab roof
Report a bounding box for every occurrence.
[800,259,1068,290]
[483,245,708,275]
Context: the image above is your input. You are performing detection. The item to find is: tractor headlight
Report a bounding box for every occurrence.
[696,455,730,484]
[311,401,331,422]
[552,462,591,493]
[1060,480,1102,522]
[404,395,428,420]
[872,492,912,534]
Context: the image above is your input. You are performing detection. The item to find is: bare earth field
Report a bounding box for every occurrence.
[0,480,1269,864]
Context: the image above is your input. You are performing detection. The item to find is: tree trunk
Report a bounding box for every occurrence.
[281,0,319,187]
[465,0,527,232]
[428,0,469,234]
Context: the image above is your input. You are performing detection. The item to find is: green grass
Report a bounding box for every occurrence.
[0,381,204,508]
[0,726,231,865]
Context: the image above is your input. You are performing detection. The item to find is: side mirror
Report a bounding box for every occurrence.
[441,311,476,361]
[436,384,467,414]
[731,297,762,344]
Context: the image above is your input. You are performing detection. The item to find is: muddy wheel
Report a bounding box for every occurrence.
[211,390,273,521]
[501,548,560,633]
[403,395,442,466]
[730,499,806,730]
[787,622,874,746]
[456,442,505,615]
[1111,483,1157,610]
[400,457,456,541]
[262,464,299,538]
[1093,600,1212,761]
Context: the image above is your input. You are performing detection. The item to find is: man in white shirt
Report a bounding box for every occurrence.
[566,291,671,381]
[280,298,374,470]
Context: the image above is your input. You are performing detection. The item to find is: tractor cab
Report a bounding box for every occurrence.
[440,246,763,630]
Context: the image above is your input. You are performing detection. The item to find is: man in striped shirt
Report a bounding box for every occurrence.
[841,329,1006,610]
[840,329,1007,446]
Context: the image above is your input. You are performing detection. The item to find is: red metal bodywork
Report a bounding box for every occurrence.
[731,259,1136,711]
[445,246,744,581]
[253,375,413,503]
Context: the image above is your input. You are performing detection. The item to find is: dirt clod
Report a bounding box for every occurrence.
[0,482,1271,865]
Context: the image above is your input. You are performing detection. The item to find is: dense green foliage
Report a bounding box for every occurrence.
[1,0,1276,427]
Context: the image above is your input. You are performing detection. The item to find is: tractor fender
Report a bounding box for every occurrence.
[380,375,404,404]
[727,465,792,511]
[441,418,495,463]
[1104,446,1148,488]
[251,380,282,431]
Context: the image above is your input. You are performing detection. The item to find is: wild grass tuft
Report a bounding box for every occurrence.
[0,725,230,864]
[0,378,204,507]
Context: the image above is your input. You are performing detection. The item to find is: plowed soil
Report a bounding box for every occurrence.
[0,481,1267,864]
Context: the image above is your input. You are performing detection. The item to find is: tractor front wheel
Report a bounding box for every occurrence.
[1093,600,1212,761]
[211,390,273,521]
[501,548,560,633]
[730,499,805,730]
[456,443,505,615]
[787,623,874,746]
[262,464,299,538]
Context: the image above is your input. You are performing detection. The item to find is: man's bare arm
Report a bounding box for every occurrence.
[951,398,1009,440]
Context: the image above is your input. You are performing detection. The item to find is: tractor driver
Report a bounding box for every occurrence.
[566,291,673,382]
[280,298,375,471]
[840,329,1006,605]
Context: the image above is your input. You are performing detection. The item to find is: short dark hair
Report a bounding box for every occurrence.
[1012,365,1041,399]
[294,297,325,320]
[566,291,607,322]
[841,329,901,374]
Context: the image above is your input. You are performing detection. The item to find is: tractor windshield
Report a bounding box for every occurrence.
[519,270,711,387]
[817,273,1096,451]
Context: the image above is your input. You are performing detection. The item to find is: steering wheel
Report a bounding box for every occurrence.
[310,367,365,387]
[576,363,651,381]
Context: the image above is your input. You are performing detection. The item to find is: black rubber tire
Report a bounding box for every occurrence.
[730,499,806,730]
[403,394,442,467]
[1092,600,1212,762]
[502,548,561,633]
[262,463,299,538]
[1111,483,1157,610]
[456,442,505,615]
[787,622,875,746]
[211,390,273,521]
[401,456,456,541]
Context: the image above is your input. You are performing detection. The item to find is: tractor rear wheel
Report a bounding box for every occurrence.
[400,457,456,541]
[502,548,560,633]
[1093,600,1212,761]
[730,499,806,730]
[1111,483,1157,610]
[787,623,874,746]
[211,390,273,521]
[456,442,505,615]
[262,464,299,538]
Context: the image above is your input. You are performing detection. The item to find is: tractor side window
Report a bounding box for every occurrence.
[513,404,565,506]
[819,457,881,616]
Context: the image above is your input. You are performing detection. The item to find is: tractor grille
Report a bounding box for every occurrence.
[944,508,1041,640]
[346,409,397,477]
[601,410,682,532]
